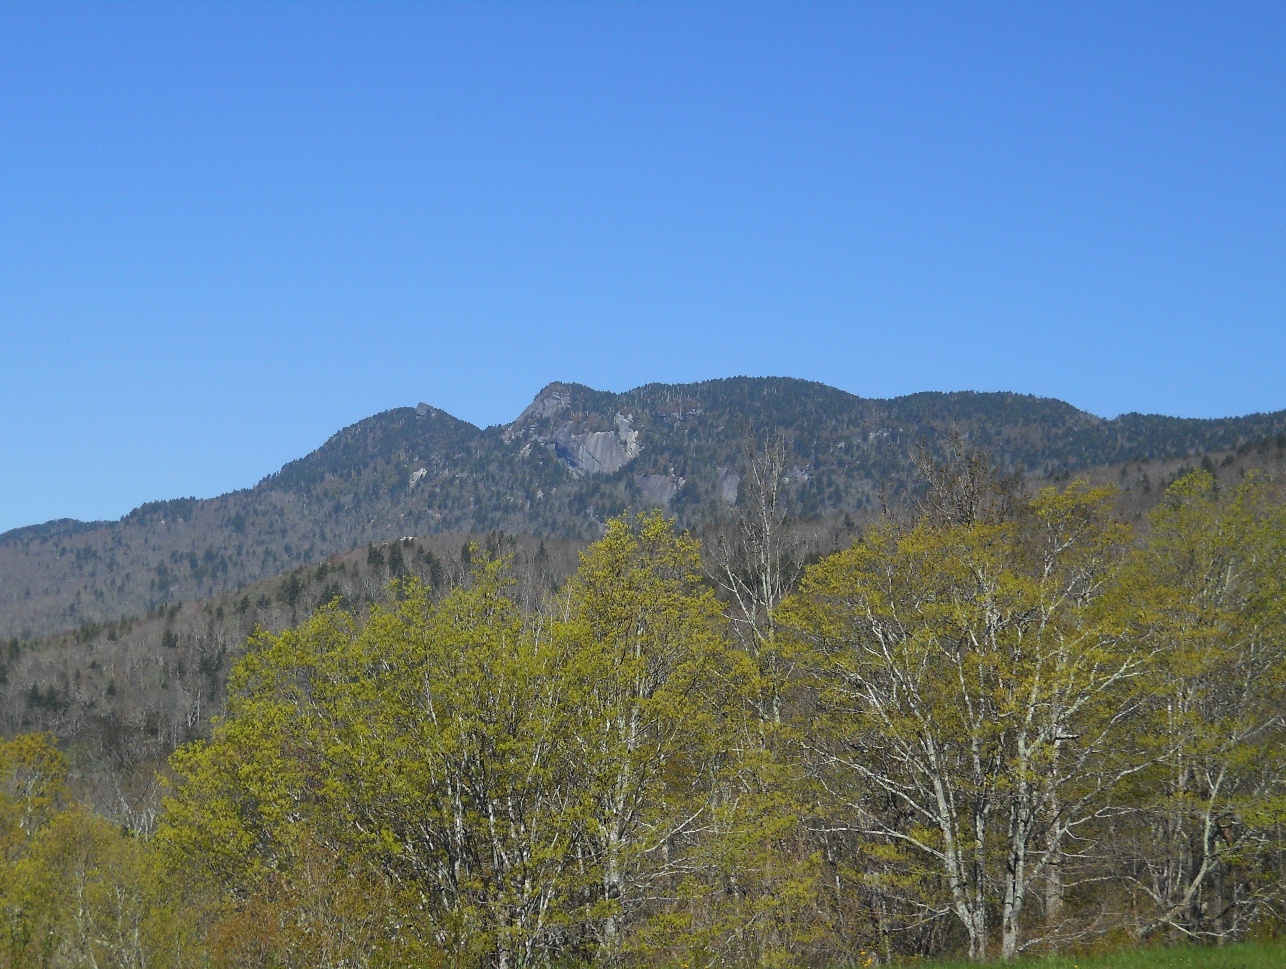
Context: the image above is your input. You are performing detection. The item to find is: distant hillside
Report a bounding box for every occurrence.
[3,376,1285,640]
[0,530,585,825]
[4,420,1285,819]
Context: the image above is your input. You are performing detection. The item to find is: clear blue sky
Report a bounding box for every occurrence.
[2,1,1284,534]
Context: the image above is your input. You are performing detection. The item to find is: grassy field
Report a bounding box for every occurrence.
[900,941,1284,969]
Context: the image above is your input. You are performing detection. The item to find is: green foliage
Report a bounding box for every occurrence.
[1,733,198,968]
[779,470,1286,960]
[782,482,1141,960]
[158,513,772,966]
[913,940,1286,969]
[6,467,1286,967]
[1105,471,1286,942]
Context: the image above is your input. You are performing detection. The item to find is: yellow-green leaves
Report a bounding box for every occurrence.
[1114,471,1286,942]
[0,732,68,845]
[1,734,199,969]
[560,513,754,958]
[783,483,1139,960]
[149,480,1286,965]
[159,515,757,967]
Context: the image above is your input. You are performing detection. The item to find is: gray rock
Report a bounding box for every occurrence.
[717,469,740,504]
[637,474,682,506]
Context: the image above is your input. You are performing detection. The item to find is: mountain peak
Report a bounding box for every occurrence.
[510,383,575,427]
[4,377,1286,640]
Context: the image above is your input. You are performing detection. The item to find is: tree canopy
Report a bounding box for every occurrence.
[3,471,1284,968]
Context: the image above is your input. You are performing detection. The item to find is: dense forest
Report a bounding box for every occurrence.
[3,450,1283,967]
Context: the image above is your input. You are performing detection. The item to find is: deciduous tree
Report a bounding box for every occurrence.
[783,482,1148,960]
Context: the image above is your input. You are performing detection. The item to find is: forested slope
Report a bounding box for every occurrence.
[4,376,1285,641]
[3,461,1282,967]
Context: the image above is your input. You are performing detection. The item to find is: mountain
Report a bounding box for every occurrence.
[4,376,1286,641]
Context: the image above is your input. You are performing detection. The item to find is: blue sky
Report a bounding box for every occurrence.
[2,1,1284,533]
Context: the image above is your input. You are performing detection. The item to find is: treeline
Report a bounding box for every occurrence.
[2,461,1284,967]
[0,531,587,831]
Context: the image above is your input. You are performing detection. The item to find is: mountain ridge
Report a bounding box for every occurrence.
[3,376,1285,640]
[9,379,1279,545]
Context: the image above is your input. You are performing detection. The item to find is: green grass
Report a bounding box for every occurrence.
[899,940,1284,969]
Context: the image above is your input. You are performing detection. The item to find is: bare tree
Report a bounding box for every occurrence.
[912,430,1021,529]
[707,437,806,725]
[709,437,804,650]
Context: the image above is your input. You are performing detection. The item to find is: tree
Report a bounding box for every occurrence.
[1110,472,1286,941]
[559,512,753,963]
[159,517,755,968]
[709,437,802,653]
[783,481,1150,960]
[160,564,582,967]
[0,732,68,844]
[364,562,590,967]
[1,734,197,968]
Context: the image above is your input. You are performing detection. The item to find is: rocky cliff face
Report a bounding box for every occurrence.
[530,411,641,476]
[506,384,643,477]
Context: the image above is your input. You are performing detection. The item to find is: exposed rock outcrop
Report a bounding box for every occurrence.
[504,387,572,442]
[507,385,643,477]
[717,469,740,504]
[546,413,640,476]
[637,474,683,506]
